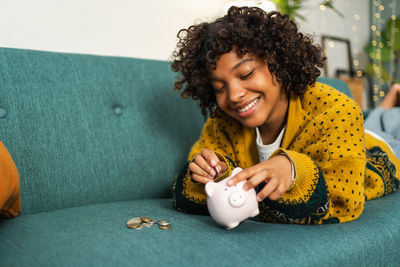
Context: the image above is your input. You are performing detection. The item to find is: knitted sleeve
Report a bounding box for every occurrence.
[364,131,400,200]
[259,99,366,224]
[172,115,237,215]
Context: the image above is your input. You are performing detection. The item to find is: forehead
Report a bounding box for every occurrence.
[215,50,253,70]
[209,50,261,79]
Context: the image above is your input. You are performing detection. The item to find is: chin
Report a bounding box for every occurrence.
[237,116,264,129]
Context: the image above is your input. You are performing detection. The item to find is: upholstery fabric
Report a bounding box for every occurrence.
[1,194,400,267]
[0,48,204,215]
[1,47,399,267]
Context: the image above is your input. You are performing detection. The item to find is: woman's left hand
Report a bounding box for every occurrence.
[227,155,293,202]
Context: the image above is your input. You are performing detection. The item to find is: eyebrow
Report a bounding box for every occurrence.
[209,58,254,81]
[232,58,254,71]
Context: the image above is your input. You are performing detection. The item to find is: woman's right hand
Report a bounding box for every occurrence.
[189,148,228,184]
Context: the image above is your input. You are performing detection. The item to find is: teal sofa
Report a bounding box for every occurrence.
[0,47,399,267]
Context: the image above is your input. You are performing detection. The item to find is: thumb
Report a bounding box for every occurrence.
[203,149,226,175]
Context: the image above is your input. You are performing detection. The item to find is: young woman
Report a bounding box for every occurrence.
[171,6,400,224]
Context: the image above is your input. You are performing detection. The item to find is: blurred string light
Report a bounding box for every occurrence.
[349,1,361,73]
[320,2,363,77]
[371,0,397,104]
[224,0,276,13]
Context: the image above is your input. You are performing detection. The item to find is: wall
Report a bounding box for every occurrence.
[0,0,229,60]
[298,0,370,77]
[0,0,369,66]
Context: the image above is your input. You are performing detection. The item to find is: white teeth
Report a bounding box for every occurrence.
[238,98,259,113]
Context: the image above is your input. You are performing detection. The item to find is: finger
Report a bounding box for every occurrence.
[227,165,262,186]
[194,154,216,177]
[243,170,268,191]
[201,148,220,167]
[256,178,278,202]
[268,184,286,200]
[191,173,212,184]
[189,162,213,179]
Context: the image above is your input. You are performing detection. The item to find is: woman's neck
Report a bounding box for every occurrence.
[258,92,289,145]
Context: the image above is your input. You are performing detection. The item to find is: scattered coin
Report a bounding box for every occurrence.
[126,216,172,230]
[127,223,144,229]
[126,217,142,225]
[140,216,153,223]
[142,222,155,228]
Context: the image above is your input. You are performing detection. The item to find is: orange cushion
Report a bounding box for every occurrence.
[0,141,21,218]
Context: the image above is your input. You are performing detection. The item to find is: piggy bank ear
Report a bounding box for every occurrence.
[205,182,217,197]
[230,167,243,178]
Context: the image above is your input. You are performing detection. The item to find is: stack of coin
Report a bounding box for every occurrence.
[158,219,172,230]
[126,216,172,230]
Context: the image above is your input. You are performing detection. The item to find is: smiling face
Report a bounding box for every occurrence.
[209,49,289,136]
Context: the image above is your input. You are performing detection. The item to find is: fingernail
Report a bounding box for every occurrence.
[210,170,216,177]
[243,184,249,191]
[227,180,233,186]
[214,166,220,175]
[256,196,262,202]
[210,160,216,166]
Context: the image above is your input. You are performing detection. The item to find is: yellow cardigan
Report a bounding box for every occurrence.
[172,82,400,224]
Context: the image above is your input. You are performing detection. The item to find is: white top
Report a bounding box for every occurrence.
[255,126,295,181]
[255,127,286,162]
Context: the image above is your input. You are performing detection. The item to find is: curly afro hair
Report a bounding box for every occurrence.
[171,6,326,117]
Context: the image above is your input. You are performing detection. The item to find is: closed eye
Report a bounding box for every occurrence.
[240,70,254,80]
[214,86,225,94]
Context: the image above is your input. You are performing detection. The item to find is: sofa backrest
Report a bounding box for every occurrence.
[0,48,352,215]
[0,48,205,215]
[317,77,353,99]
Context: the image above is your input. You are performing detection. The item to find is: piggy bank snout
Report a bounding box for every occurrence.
[229,190,246,207]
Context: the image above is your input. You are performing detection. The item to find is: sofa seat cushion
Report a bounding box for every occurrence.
[1,195,400,267]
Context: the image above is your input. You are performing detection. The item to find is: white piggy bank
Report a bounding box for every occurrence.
[205,167,260,230]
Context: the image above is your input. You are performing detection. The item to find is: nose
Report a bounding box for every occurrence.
[228,82,246,103]
[229,190,247,207]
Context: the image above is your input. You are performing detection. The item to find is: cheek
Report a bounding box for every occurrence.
[260,67,276,86]
[250,72,270,90]
[215,94,227,109]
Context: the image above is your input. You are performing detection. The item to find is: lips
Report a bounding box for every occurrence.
[237,97,260,113]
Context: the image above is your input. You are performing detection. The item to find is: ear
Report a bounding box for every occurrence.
[205,182,217,197]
